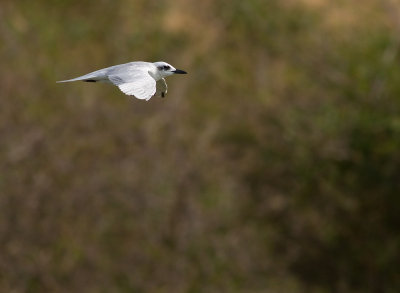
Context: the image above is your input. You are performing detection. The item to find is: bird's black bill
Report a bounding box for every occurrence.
[173,69,187,74]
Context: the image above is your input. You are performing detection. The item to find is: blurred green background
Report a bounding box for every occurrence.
[1,0,400,292]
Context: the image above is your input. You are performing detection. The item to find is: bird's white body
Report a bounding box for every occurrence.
[57,61,187,101]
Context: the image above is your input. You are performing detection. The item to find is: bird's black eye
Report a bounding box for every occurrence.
[158,65,170,71]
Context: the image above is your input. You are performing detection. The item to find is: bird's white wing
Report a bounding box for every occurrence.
[108,68,156,101]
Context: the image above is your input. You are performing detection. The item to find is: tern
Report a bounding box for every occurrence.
[57,61,187,101]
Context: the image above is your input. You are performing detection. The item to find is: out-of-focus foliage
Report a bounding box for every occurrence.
[1,0,400,292]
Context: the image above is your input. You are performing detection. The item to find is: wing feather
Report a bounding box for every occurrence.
[108,69,156,101]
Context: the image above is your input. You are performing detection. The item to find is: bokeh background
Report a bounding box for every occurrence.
[1,0,400,292]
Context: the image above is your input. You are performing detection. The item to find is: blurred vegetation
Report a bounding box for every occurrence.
[1,0,400,292]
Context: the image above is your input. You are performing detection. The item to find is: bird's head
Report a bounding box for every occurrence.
[154,61,187,78]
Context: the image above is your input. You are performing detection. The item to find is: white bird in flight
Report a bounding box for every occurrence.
[57,61,187,101]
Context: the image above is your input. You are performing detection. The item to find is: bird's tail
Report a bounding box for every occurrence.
[56,78,97,83]
[56,68,109,83]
